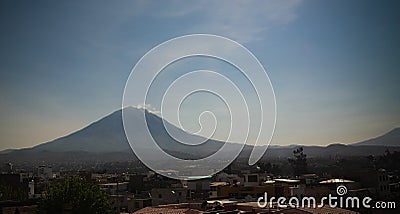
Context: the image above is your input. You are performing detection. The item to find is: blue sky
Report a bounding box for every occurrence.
[0,0,399,150]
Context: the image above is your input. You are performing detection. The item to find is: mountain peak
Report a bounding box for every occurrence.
[26,107,224,160]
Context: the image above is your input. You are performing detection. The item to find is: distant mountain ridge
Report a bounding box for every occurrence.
[0,108,399,164]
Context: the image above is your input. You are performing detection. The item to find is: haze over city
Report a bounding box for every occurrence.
[0,0,399,151]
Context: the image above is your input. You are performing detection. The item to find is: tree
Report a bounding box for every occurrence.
[257,162,282,175]
[0,180,27,201]
[37,176,113,214]
[376,150,400,171]
[288,147,307,176]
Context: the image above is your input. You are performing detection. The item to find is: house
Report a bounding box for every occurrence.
[151,187,187,206]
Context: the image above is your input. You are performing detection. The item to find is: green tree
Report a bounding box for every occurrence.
[37,176,113,214]
[0,180,27,201]
[257,162,282,175]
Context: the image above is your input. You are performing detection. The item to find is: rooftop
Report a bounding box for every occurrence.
[274,178,301,183]
[319,179,355,184]
[133,207,201,214]
[210,182,229,187]
[293,205,359,214]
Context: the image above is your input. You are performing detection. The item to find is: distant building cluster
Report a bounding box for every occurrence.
[1,160,399,213]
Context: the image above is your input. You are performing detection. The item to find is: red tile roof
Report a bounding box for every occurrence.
[294,205,359,214]
[133,207,202,214]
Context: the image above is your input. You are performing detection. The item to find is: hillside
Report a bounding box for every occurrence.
[353,128,400,147]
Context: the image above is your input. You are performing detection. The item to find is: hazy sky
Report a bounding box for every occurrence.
[0,0,399,150]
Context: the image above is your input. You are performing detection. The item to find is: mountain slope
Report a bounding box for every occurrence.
[32,109,130,153]
[353,128,400,146]
[31,107,225,158]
